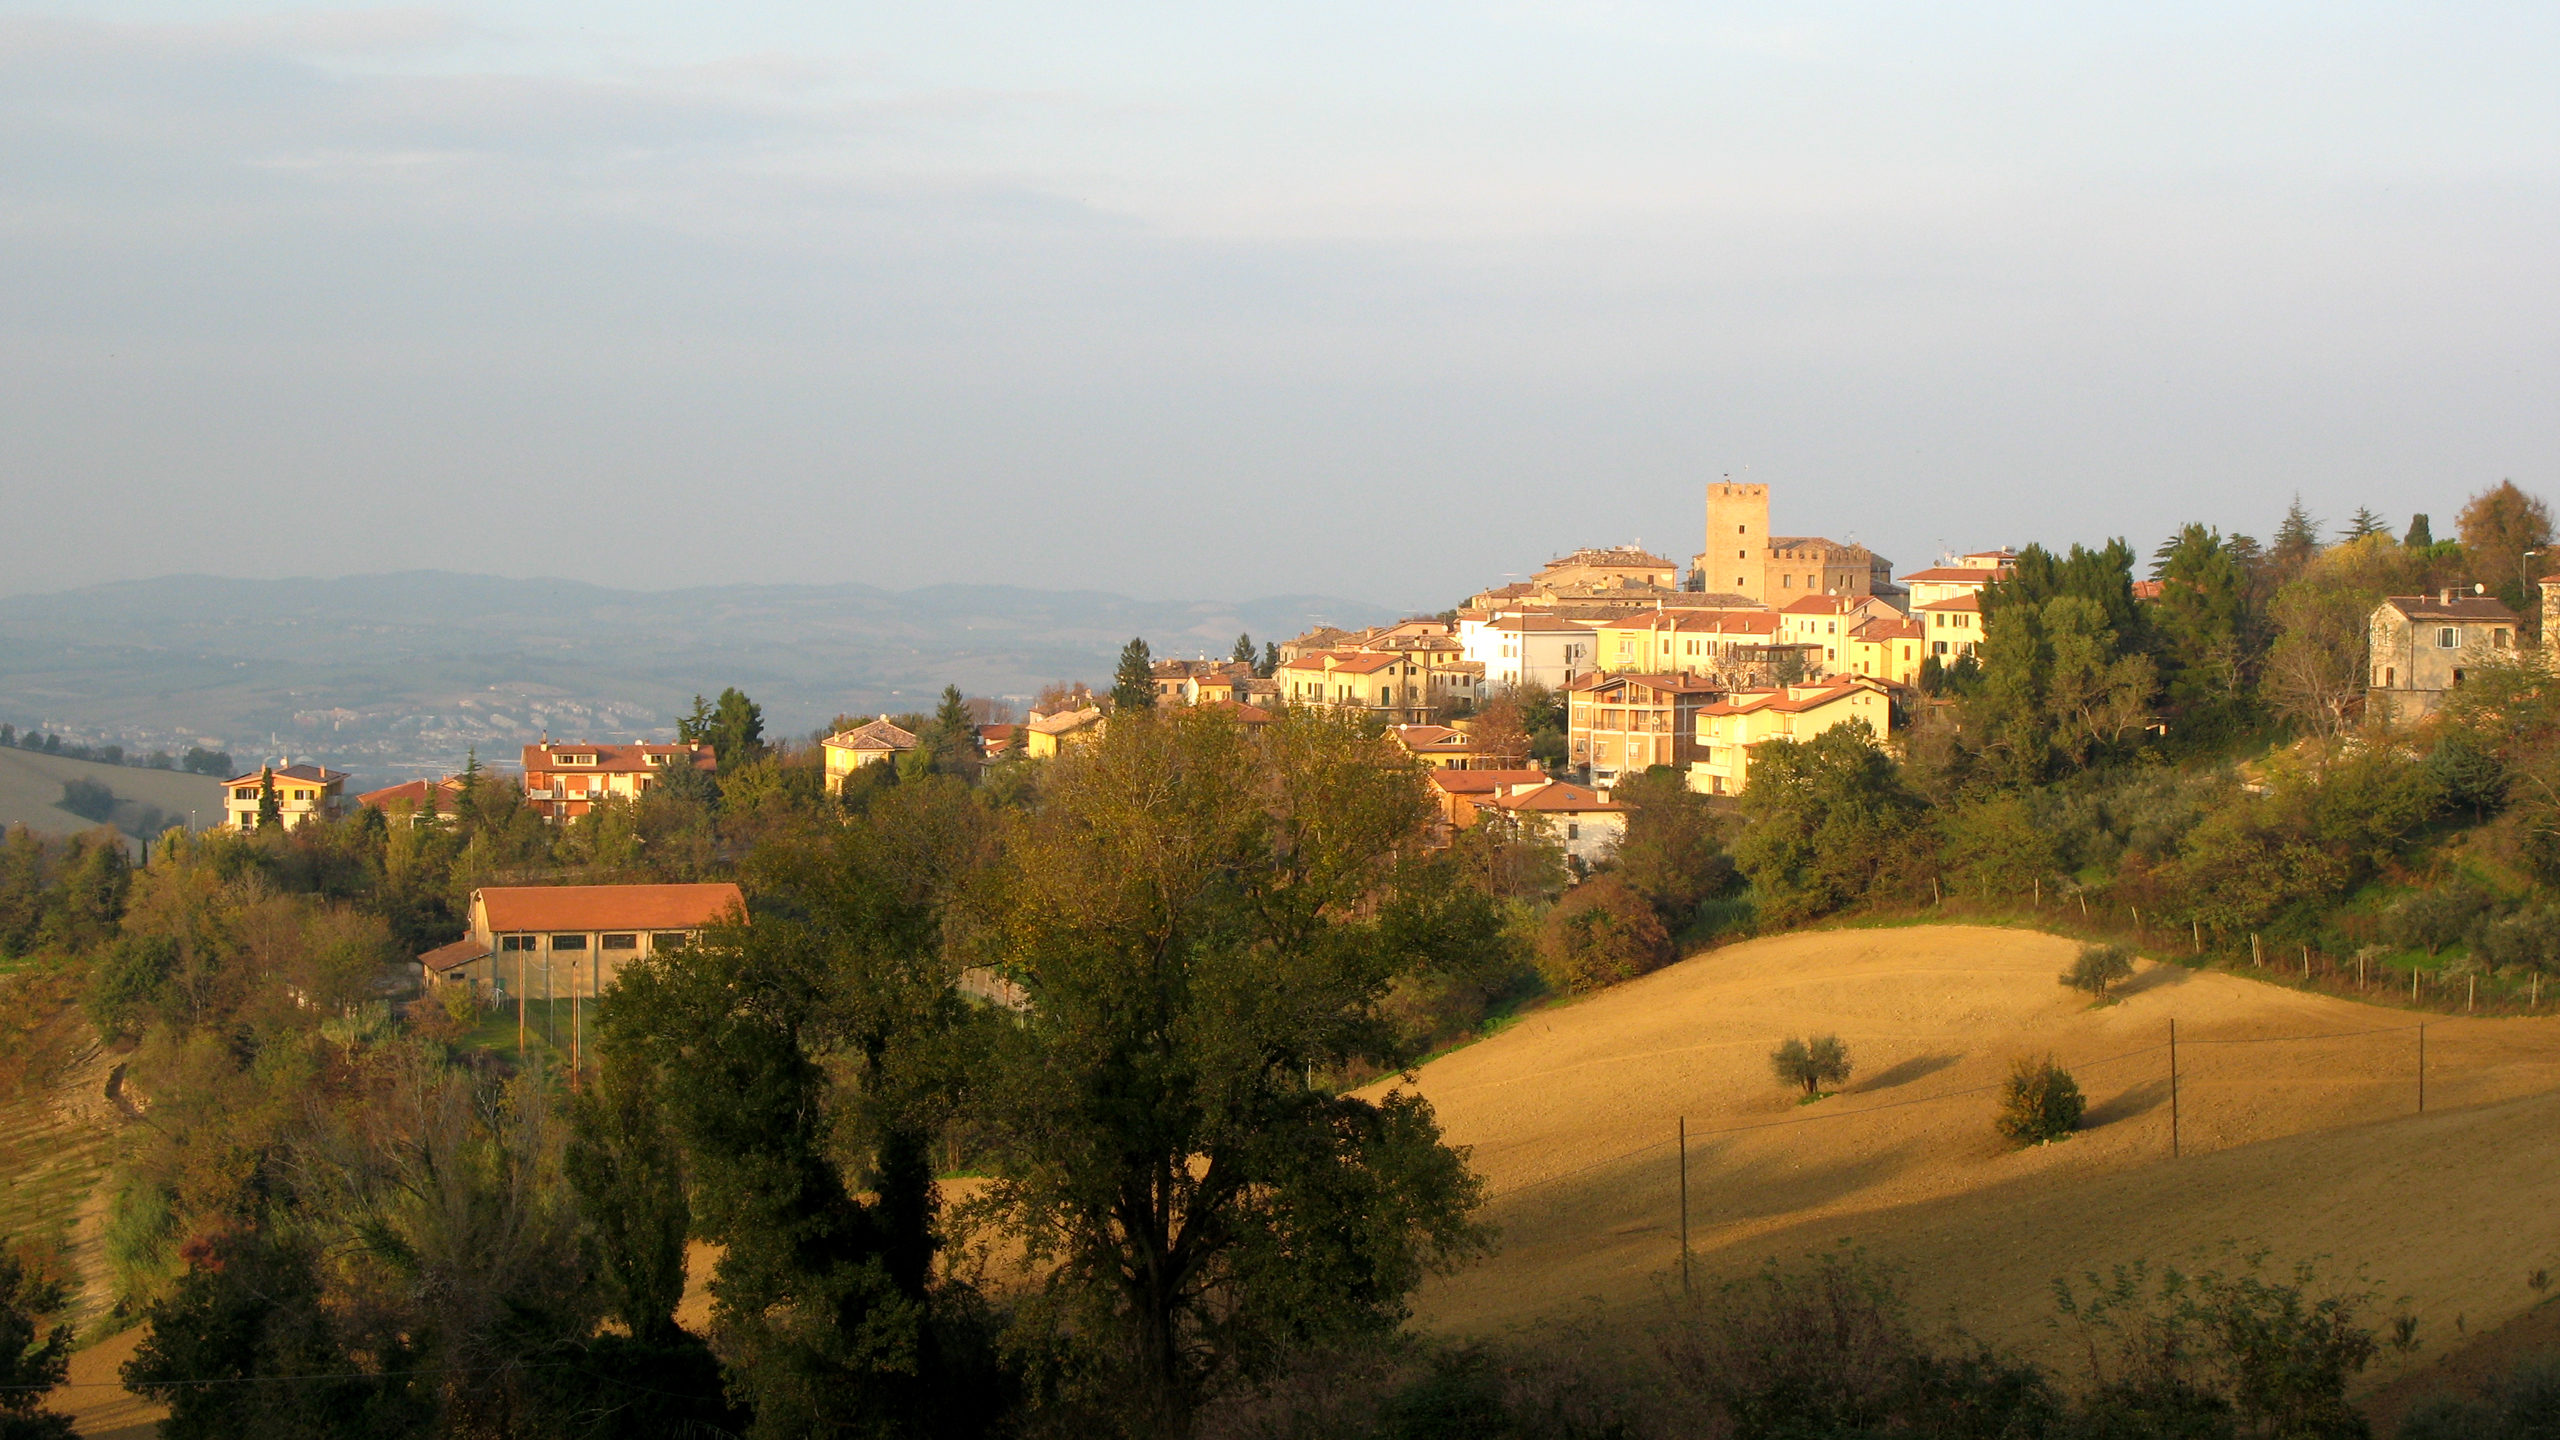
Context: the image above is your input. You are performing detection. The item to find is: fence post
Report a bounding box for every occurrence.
[2301,945,2309,979]
[2469,974,2476,1014]
[2193,919,2201,955]
[2251,933,2261,967]
[1678,1116,1691,1296]
[1932,876,1940,907]
[2034,877,2041,908]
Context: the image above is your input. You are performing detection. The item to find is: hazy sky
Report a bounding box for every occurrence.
[4,3,2554,610]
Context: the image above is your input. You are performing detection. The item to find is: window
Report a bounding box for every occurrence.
[601,933,639,951]
[235,788,258,802]
[2437,626,2460,648]
[651,932,689,951]
[552,933,590,951]
[1781,574,1793,589]
[1566,823,1581,840]
[2495,628,2512,648]
[2385,667,2396,687]
[500,934,535,952]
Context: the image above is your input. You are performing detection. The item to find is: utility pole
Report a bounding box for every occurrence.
[2168,1019,2179,1159]
[1678,1116,1692,1296]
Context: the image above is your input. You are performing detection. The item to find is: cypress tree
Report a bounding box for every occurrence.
[1229,632,1255,666]
[255,767,281,830]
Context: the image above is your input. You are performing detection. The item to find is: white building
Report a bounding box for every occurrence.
[1460,612,1599,690]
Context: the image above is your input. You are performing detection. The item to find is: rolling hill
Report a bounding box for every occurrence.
[0,747,221,841]
[1379,925,2560,1393]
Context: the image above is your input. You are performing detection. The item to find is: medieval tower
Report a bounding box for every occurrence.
[1703,481,1771,601]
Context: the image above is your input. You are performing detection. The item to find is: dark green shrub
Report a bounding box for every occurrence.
[2384,887,2492,956]
[1996,1056,2083,1145]
[2467,906,2560,974]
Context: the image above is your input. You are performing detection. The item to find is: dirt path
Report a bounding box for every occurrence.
[1379,925,2560,1393]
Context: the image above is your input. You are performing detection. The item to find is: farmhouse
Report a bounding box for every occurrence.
[420,882,743,998]
[2367,590,2521,720]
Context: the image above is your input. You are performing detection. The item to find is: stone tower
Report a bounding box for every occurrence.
[1704,481,1771,602]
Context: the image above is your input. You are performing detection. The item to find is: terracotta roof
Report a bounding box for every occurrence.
[1851,617,1925,642]
[357,777,463,809]
[1568,671,1723,695]
[2382,595,2520,622]
[1192,699,1275,724]
[976,724,1020,742]
[824,719,918,753]
[1486,614,1599,633]
[2129,580,2165,601]
[477,883,744,934]
[1279,650,1403,675]
[1915,593,1982,613]
[1488,780,1627,814]
[1027,706,1104,736]
[1780,595,1855,614]
[1427,768,1553,795]
[1391,725,1470,748]
[1898,566,2000,583]
[1698,679,1888,717]
[421,937,490,973]
[222,761,349,786]
[522,742,714,775]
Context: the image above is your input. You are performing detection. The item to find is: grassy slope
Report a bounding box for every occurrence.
[1382,924,2560,1395]
[0,747,222,840]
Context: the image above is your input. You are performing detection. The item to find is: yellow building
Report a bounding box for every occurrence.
[1776,594,1905,675]
[821,720,919,793]
[1844,615,1927,687]
[1590,609,1783,677]
[1915,592,1983,662]
[1688,678,1894,796]
[221,760,349,830]
[1024,706,1105,758]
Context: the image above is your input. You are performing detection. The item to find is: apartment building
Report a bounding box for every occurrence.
[1566,671,1721,787]
[522,741,716,822]
[1689,678,1895,796]
[1458,613,1598,690]
[221,760,350,831]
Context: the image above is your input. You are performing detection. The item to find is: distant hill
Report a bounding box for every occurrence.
[0,572,1401,787]
[0,747,218,841]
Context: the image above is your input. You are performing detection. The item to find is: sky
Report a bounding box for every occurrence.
[3,3,2554,611]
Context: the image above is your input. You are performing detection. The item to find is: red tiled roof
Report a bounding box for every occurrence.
[522,742,713,775]
[1192,700,1275,724]
[1898,567,2000,583]
[478,883,744,934]
[1391,725,1470,747]
[825,719,918,752]
[357,777,463,809]
[1488,780,1627,814]
[1567,672,1723,695]
[1851,617,1925,642]
[1278,650,1403,675]
[421,937,490,973]
[1427,768,1552,795]
[1698,679,1888,717]
[1915,593,1982,613]
[2382,595,2519,622]
[1486,614,1598,633]
[1780,595,1853,614]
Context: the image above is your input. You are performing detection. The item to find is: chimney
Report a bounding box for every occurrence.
[2440,588,2453,606]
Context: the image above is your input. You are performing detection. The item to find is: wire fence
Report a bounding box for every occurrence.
[1471,1016,2515,1292]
